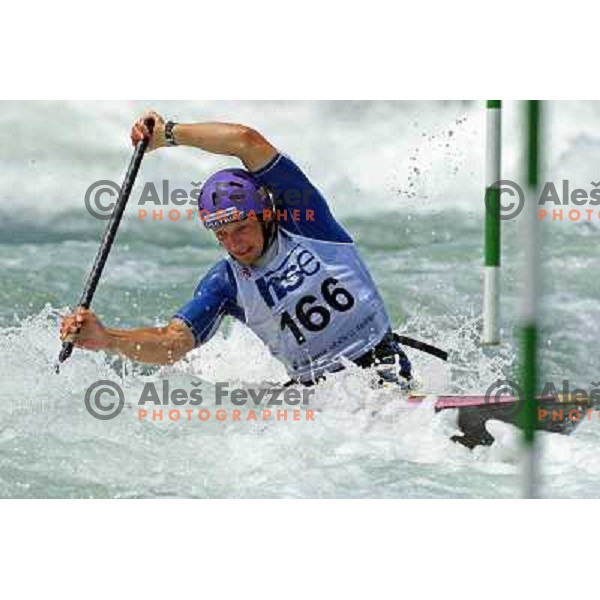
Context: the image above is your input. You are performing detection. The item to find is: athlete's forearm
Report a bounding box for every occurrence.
[173,122,252,157]
[171,122,277,171]
[104,326,191,365]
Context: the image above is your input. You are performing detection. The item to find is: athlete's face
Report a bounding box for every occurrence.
[214,219,264,265]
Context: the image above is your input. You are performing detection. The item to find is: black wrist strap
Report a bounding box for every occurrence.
[165,121,178,146]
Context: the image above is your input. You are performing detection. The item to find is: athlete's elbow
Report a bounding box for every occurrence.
[236,126,277,170]
[155,340,188,365]
[237,126,268,152]
[161,323,196,364]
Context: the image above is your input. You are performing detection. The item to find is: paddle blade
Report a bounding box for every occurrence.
[55,341,74,373]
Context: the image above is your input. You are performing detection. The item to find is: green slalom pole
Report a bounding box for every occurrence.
[520,101,541,499]
[483,101,502,345]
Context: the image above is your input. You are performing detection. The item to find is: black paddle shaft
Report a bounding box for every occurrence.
[56,118,154,370]
[393,334,448,362]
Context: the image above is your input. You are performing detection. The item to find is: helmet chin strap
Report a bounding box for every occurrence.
[259,217,277,257]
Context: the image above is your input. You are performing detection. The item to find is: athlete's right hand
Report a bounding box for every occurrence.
[130,110,166,152]
[60,308,109,351]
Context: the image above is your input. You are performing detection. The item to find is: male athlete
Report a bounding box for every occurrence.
[60,111,412,386]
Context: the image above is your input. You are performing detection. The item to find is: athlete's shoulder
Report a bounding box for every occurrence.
[253,153,353,244]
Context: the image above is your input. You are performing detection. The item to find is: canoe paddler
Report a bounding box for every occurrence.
[60,111,413,386]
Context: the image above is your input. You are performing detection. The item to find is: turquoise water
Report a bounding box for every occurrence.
[1,101,599,498]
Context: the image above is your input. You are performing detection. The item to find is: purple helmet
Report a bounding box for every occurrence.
[198,168,271,230]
